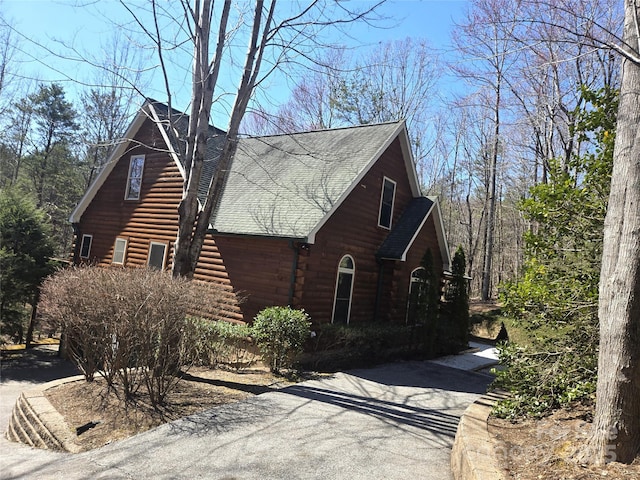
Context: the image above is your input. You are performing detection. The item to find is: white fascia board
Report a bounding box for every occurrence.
[69,104,150,223]
[397,200,436,262]
[428,196,452,271]
[148,103,209,222]
[147,103,186,179]
[306,121,406,244]
[397,122,422,197]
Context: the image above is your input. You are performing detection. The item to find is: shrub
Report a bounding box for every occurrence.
[450,246,469,345]
[491,335,597,419]
[189,318,255,369]
[252,306,311,373]
[40,266,225,406]
[301,322,417,370]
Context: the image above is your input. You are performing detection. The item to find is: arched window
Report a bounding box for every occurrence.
[332,255,355,324]
[406,267,426,324]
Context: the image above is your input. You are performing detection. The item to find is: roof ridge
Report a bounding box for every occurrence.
[242,120,405,140]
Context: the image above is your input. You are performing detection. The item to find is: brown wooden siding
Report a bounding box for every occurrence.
[75,122,445,326]
[213,236,294,322]
[75,118,243,322]
[299,137,427,325]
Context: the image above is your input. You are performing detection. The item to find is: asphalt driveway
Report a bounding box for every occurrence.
[1,348,491,480]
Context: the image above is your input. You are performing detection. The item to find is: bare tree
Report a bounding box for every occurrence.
[580,0,640,465]
[80,33,147,187]
[451,0,520,300]
[254,37,443,189]
[118,1,382,278]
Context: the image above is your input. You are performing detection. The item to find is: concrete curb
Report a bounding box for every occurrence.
[451,391,507,480]
[6,375,85,453]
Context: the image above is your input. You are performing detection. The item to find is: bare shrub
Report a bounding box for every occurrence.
[40,266,225,406]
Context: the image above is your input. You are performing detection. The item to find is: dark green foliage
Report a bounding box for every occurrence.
[494,86,617,419]
[302,322,419,370]
[444,246,469,349]
[0,189,55,343]
[252,306,311,373]
[416,249,441,356]
[2,83,85,256]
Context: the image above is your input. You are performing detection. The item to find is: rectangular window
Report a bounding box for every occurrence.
[112,238,127,265]
[125,155,145,200]
[378,177,396,229]
[147,242,167,270]
[79,234,93,259]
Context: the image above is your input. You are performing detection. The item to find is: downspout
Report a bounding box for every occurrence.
[373,258,385,322]
[288,240,299,306]
[71,223,81,264]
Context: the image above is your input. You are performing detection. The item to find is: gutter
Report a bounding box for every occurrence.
[71,223,81,264]
[373,259,385,322]
[288,240,299,306]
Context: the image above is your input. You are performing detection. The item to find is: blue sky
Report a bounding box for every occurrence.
[4,0,468,123]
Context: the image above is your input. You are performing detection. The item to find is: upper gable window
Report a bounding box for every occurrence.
[125,155,145,200]
[378,177,396,229]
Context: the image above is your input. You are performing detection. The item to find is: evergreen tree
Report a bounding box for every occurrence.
[447,246,469,348]
[0,189,55,344]
[416,249,440,356]
[12,83,83,254]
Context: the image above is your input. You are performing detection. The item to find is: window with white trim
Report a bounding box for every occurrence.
[147,242,167,270]
[332,255,355,324]
[125,155,145,200]
[112,238,127,265]
[79,234,93,259]
[378,177,396,229]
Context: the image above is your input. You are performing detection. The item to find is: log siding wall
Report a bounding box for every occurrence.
[74,120,445,326]
[298,138,444,325]
[75,120,243,322]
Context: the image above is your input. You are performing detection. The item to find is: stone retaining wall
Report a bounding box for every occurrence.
[5,376,84,453]
[451,391,507,480]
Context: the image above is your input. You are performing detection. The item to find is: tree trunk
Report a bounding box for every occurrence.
[481,77,501,301]
[583,0,640,465]
[25,290,39,349]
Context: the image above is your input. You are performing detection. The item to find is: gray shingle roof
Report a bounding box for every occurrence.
[148,100,226,204]
[210,122,403,238]
[376,197,434,260]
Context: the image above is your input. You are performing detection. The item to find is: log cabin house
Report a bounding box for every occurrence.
[69,100,451,325]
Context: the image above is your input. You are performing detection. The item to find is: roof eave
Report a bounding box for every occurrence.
[306,121,406,243]
[428,196,452,271]
[208,229,307,242]
[69,100,154,223]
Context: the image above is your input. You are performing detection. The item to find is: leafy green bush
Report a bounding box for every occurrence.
[189,318,255,369]
[492,86,615,419]
[252,306,311,373]
[492,337,597,419]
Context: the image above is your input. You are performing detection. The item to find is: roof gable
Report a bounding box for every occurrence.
[69,103,153,223]
[376,197,435,261]
[211,121,415,240]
